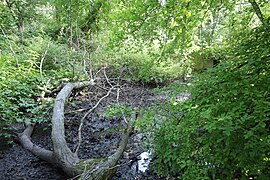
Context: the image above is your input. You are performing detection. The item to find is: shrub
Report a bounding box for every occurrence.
[0,62,45,141]
[188,47,229,72]
[25,36,86,80]
[0,33,87,142]
[91,48,186,84]
[153,24,270,179]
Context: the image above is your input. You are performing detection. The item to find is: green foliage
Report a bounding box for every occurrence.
[25,36,86,80]
[0,33,41,125]
[0,33,86,141]
[134,108,161,133]
[92,47,185,84]
[188,47,228,72]
[153,24,270,178]
[0,58,48,142]
[0,1,269,177]
[0,0,36,27]
[105,104,132,119]
[107,0,265,56]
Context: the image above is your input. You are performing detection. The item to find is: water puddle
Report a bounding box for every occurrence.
[138,151,151,172]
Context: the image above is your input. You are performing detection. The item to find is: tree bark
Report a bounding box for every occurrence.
[18,123,54,164]
[248,0,265,25]
[51,81,95,177]
[18,80,134,179]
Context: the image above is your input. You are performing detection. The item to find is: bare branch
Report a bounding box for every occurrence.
[19,79,134,178]
[40,44,49,81]
[103,67,113,87]
[18,123,54,163]
[75,85,114,154]
[116,87,128,124]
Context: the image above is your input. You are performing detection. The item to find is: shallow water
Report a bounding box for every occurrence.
[138,151,151,173]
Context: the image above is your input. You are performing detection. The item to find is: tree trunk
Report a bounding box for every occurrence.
[248,0,265,25]
[51,82,92,177]
[18,80,134,179]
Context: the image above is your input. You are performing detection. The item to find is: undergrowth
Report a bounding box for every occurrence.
[152,24,270,179]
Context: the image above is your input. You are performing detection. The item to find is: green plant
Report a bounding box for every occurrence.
[153,24,270,179]
[105,104,132,119]
[91,47,186,84]
[24,36,87,80]
[0,22,95,141]
[0,34,68,141]
[0,63,47,141]
[188,47,229,72]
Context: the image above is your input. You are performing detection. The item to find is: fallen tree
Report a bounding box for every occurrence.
[18,81,134,179]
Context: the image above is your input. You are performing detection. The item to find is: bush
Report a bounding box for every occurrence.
[25,36,86,80]
[91,48,186,84]
[188,47,229,72]
[0,61,45,142]
[0,33,87,142]
[153,24,270,179]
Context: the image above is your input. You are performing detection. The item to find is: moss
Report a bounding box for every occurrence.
[79,158,108,170]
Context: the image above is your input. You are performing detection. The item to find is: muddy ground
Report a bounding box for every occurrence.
[0,83,172,180]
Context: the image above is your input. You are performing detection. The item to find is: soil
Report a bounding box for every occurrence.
[0,83,170,180]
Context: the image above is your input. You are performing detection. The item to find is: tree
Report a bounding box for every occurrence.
[18,81,135,179]
[1,0,269,179]
[249,0,266,24]
[1,1,135,178]
[105,0,269,58]
[153,12,270,180]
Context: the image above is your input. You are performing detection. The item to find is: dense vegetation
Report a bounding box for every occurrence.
[0,0,269,179]
[153,24,270,179]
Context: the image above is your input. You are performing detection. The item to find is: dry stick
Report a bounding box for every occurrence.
[104,68,128,124]
[81,48,92,81]
[83,59,90,80]
[103,67,113,87]
[38,45,50,99]
[75,86,115,154]
[40,44,49,81]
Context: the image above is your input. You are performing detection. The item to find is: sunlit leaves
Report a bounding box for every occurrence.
[106,0,252,57]
[153,23,270,178]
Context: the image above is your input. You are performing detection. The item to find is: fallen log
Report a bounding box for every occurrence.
[18,80,134,179]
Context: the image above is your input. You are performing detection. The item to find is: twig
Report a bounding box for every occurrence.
[116,87,128,124]
[83,58,91,80]
[40,44,49,81]
[75,86,115,154]
[103,67,113,87]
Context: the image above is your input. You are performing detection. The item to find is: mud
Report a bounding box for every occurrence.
[0,84,166,179]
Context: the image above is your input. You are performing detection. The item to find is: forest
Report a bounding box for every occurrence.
[0,0,269,179]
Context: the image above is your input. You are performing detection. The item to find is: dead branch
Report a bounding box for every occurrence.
[19,81,95,177]
[51,81,96,176]
[18,123,54,164]
[19,79,135,179]
[80,114,135,180]
[40,44,49,80]
[75,86,114,154]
